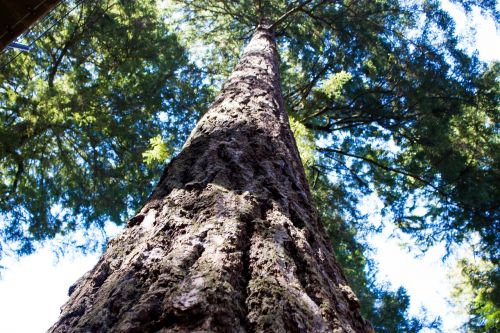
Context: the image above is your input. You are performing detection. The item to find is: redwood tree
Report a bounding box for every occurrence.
[49,21,372,332]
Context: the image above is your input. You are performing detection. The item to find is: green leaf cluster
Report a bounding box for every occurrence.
[451,256,500,332]
[289,115,316,168]
[142,134,174,167]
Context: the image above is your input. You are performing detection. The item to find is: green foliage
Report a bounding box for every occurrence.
[451,256,500,332]
[268,0,499,262]
[0,0,209,255]
[319,71,352,100]
[370,287,441,332]
[142,135,174,167]
[289,116,316,168]
[311,172,441,331]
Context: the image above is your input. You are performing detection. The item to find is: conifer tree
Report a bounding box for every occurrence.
[49,20,373,333]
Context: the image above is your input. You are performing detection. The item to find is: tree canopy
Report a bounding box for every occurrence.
[0,0,498,330]
[0,0,210,254]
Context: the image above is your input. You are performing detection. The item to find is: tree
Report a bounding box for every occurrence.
[1,0,498,331]
[49,21,372,332]
[2,0,497,264]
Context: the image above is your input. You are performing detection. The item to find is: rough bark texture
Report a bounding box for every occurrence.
[49,24,373,333]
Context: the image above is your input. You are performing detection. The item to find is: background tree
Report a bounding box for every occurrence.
[0,0,210,255]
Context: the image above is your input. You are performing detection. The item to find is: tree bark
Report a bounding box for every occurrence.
[49,23,373,333]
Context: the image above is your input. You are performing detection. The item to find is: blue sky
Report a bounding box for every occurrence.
[0,1,498,332]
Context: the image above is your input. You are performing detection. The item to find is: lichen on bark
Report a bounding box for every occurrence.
[49,22,373,333]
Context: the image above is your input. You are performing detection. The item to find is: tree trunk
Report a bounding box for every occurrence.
[49,23,373,333]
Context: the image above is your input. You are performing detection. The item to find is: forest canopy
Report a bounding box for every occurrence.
[0,0,498,331]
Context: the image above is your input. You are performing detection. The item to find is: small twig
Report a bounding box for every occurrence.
[270,0,315,30]
[320,147,446,195]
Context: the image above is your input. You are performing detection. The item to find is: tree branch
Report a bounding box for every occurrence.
[319,147,445,195]
[270,0,315,30]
